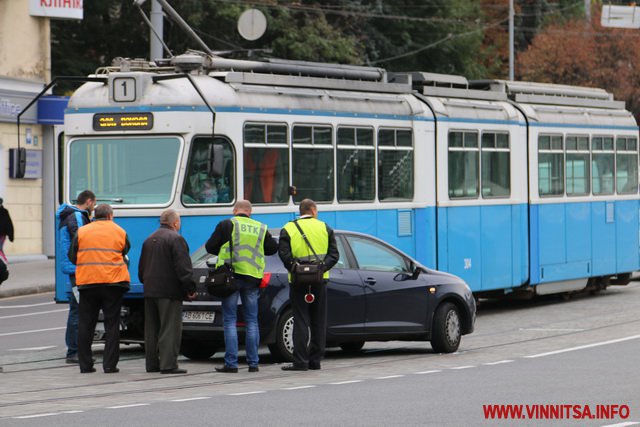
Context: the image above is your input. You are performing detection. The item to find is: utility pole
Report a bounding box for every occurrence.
[509,0,514,80]
[150,0,163,60]
[585,0,591,24]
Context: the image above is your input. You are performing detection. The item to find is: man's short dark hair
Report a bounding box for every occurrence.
[160,209,179,225]
[94,204,113,219]
[76,190,96,205]
[299,199,317,215]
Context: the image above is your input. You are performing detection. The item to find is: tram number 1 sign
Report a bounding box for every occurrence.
[112,77,136,102]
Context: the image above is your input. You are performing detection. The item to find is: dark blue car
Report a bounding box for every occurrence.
[181,230,476,362]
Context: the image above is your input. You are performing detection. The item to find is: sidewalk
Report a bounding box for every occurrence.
[0,258,55,299]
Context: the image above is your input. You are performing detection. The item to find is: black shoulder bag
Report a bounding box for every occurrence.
[205,234,237,298]
[290,220,325,286]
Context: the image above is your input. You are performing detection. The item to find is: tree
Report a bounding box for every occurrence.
[360,0,489,78]
[517,7,640,117]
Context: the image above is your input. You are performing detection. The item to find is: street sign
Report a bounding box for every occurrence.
[601,5,640,29]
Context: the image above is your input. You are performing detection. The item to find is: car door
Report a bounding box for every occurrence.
[344,234,429,335]
[326,235,366,336]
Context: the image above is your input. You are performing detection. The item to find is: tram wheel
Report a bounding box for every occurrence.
[180,339,219,360]
[340,341,365,354]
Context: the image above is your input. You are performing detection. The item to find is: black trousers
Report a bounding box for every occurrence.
[144,298,183,372]
[78,286,126,372]
[290,280,327,367]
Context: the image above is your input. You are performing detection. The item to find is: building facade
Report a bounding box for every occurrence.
[0,0,78,259]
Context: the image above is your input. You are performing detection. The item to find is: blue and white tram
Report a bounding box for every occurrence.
[55,53,639,337]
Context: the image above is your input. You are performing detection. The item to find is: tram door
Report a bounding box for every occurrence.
[43,125,64,257]
[435,118,529,293]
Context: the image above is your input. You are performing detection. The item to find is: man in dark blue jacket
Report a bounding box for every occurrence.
[56,190,95,364]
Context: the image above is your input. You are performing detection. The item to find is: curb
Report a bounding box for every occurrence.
[0,284,55,299]
[6,254,49,264]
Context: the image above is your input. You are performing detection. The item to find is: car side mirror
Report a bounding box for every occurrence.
[205,256,218,268]
[410,265,422,280]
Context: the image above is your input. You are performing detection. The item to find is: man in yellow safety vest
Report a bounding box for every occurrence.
[206,200,277,373]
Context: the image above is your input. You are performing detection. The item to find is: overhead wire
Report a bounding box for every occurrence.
[368,18,508,65]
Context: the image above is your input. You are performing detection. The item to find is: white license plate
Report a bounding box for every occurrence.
[182,311,215,323]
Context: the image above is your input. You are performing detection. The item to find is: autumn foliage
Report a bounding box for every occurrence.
[518,7,640,119]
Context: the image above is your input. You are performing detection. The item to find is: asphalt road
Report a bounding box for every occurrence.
[1,283,640,426]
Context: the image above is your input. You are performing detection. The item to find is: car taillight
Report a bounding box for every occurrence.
[260,272,271,288]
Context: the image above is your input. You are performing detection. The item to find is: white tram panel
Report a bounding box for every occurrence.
[66,62,434,211]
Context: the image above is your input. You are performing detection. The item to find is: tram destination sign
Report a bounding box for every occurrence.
[93,113,153,131]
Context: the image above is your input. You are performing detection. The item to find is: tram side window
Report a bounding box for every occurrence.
[592,136,615,195]
[182,137,235,205]
[481,132,510,198]
[616,136,638,194]
[538,135,564,196]
[337,127,375,202]
[448,131,479,199]
[378,129,413,201]
[292,125,334,203]
[243,123,289,204]
[565,135,590,196]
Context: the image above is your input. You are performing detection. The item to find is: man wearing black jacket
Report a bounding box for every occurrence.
[279,199,339,371]
[139,209,196,374]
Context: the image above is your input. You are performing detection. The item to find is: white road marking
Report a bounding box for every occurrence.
[450,365,475,370]
[520,328,585,332]
[0,327,65,337]
[375,375,405,380]
[8,346,57,351]
[171,397,212,402]
[0,309,67,320]
[228,391,265,396]
[483,360,514,366]
[12,411,81,418]
[283,385,316,390]
[415,370,441,374]
[526,334,640,359]
[330,380,363,385]
[107,403,150,409]
[0,301,55,309]
[14,413,59,419]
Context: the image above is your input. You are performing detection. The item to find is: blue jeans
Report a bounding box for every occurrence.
[221,278,260,368]
[65,286,79,358]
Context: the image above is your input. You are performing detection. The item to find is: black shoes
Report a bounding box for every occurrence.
[248,366,259,373]
[146,368,160,373]
[281,364,308,371]
[161,368,187,374]
[215,365,239,373]
[80,367,96,373]
[308,362,321,370]
[104,368,119,373]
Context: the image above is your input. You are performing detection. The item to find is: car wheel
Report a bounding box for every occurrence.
[268,308,295,363]
[430,302,461,353]
[180,339,219,360]
[340,341,365,354]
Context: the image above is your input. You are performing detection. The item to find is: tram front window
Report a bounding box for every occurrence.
[68,137,181,205]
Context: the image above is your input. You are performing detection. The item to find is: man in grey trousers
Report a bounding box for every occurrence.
[139,209,196,374]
